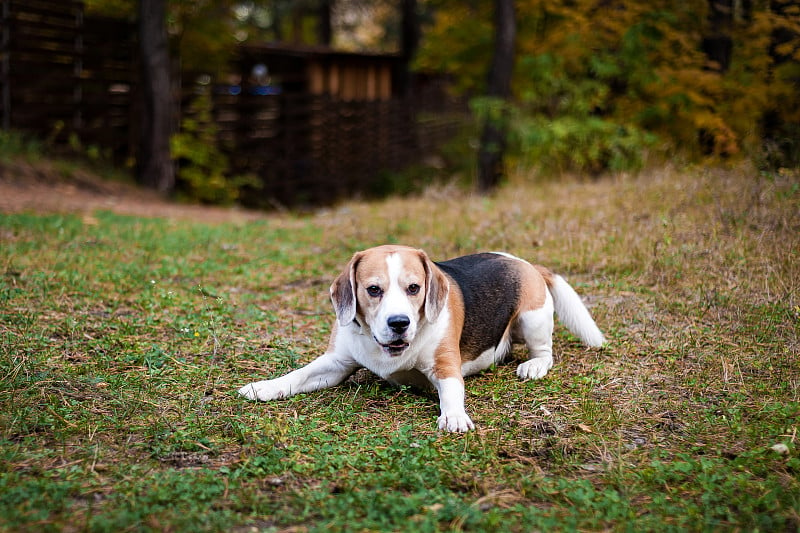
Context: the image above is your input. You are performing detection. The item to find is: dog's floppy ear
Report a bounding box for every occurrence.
[419,249,449,323]
[330,251,364,326]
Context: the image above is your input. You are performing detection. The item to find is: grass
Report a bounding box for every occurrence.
[1,164,799,531]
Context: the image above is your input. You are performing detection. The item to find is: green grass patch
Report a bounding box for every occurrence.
[1,165,799,530]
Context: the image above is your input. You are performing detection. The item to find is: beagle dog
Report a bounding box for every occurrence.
[239,245,604,432]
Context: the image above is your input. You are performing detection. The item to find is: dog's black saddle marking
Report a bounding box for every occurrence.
[436,253,521,358]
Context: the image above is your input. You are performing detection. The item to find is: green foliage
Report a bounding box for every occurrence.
[472,53,658,175]
[85,1,333,75]
[414,3,494,94]
[83,0,135,17]
[171,90,255,204]
[522,117,655,174]
[419,0,800,174]
[172,1,240,75]
[0,130,43,161]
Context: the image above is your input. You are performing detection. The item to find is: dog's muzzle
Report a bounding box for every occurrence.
[373,315,411,357]
[375,315,412,356]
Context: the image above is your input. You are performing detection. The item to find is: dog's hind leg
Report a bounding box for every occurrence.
[514,290,555,380]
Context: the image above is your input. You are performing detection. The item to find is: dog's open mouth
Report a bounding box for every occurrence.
[376,338,409,356]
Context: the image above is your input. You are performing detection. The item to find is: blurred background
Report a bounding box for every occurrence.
[1,0,798,208]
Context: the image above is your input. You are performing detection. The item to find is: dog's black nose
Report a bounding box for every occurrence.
[387,315,411,334]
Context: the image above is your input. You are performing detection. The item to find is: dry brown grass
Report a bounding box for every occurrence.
[303,162,800,456]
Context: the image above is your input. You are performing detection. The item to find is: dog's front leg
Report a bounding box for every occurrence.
[239,351,358,401]
[431,375,475,432]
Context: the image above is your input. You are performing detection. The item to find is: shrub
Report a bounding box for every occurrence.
[171,90,254,204]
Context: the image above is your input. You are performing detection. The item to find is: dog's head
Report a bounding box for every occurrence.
[330,245,449,356]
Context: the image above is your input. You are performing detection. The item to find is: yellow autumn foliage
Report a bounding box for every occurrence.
[418,0,800,171]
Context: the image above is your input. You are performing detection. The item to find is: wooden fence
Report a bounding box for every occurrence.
[0,0,137,161]
[192,80,466,206]
[204,91,436,206]
[1,1,465,206]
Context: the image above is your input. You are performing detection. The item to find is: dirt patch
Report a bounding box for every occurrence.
[0,159,266,223]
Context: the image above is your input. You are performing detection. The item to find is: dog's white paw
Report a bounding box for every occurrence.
[516,357,553,380]
[238,380,287,401]
[438,411,475,433]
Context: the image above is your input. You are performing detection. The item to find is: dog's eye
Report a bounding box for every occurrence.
[407,284,421,295]
[366,286,383,297]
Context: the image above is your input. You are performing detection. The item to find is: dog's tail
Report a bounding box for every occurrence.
[547,274,605,347]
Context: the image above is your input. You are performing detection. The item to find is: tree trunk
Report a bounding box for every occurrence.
[138,0,174,192]
[702,0,736,72]
[398,0,420,96]
[318,0,333,46]
[477,0,515,193]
